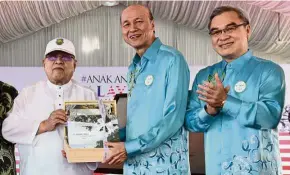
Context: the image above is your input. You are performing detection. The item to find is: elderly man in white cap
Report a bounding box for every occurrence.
[2,38,98,175]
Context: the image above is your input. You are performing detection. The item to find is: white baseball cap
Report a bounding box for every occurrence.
[44,38,76,57]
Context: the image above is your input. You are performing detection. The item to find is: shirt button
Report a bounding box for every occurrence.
[59,95,61,97]
[59,104,61,106]
[59,87,61,89]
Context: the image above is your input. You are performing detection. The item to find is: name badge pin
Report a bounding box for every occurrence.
[145,75,154,86]
[234,81,246,93]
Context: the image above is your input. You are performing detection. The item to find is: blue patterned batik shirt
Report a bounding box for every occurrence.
[186,50,285,175]
[123,38,190,175]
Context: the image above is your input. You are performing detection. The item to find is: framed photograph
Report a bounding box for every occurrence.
[65,101,104,148]
[65,100,120,149]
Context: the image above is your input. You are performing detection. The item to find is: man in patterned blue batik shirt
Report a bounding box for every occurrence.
[185,6,285,175]
[103,4,190,174]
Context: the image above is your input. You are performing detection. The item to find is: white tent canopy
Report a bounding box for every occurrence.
[0,1,290,66]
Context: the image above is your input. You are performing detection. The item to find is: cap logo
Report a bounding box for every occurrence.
[56,38,64,45]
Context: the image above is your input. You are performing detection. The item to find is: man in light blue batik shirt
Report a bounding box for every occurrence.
[185,6,285,175]
[103,4,190,174]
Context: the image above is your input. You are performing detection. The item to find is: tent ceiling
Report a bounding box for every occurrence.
[248,1,290,16]
[1,1,290,58]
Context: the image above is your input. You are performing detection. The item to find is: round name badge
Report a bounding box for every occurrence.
[234,81,246,93]
[145,75,154,86]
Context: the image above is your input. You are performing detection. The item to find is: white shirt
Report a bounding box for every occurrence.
[2,80,98,175]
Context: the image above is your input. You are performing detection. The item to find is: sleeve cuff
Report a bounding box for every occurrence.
[222,95,242,117]
[198,107,215,123]
[31,120,44,146]
[125,139,141,157]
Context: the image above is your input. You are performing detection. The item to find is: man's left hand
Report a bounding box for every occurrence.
[61,150,67,158]
[102,142,127,165]
[197,73,230,108]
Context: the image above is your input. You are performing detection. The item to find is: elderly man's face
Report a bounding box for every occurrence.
[210,11,250,60]
[43,51,76,85]
[121,5,155,50]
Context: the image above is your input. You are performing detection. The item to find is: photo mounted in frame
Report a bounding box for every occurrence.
[63,100,120,163]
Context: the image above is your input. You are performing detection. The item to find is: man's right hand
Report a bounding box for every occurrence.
[205,86,230,116]
[37,109,67,134]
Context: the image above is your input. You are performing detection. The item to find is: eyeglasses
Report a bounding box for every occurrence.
[46,54,75,62]
[209,23,248,37]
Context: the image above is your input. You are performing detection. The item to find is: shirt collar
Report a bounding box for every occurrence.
[222,50,252,72]
[47,80,73,91]
[132,37,162,66]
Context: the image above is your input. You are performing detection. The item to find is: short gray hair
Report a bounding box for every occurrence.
[208,6,250,30]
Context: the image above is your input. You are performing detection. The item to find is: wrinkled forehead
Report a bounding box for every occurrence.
[121,6,150,23]
[210,11,243,29]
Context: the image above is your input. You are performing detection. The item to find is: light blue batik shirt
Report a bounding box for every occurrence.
[185,50,285,175]
[123,38,190,174]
